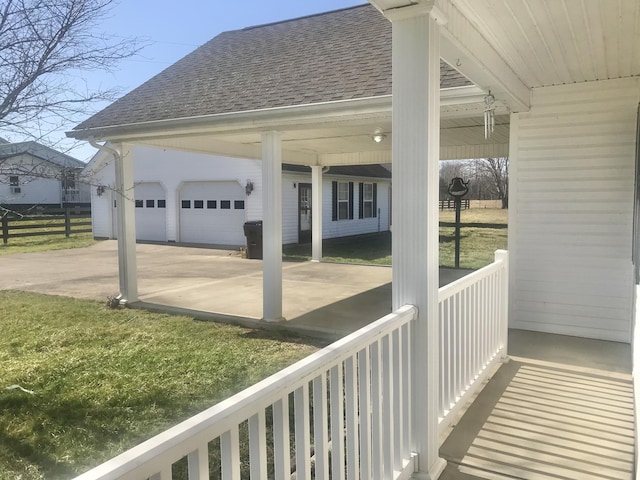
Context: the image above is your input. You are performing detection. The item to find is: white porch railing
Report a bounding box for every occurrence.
[438,250,509,435]
[73,251,509,480]
[74,305,418,480]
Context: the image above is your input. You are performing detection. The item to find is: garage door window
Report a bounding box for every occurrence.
[234,200,245,209]
[221,200,231,209]
[158,200,166,208]
[207,200,217,209]
[194,200,204,209]
[146,200,155,208]
[182,200,191,208]
[135,200,143,208]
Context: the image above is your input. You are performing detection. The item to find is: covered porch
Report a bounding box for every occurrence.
[67,0,640,478]
[72,255,634,480]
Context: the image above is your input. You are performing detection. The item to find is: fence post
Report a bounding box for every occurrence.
[65,208,71,238]
[1,215,8,244]
[494,250,509,360]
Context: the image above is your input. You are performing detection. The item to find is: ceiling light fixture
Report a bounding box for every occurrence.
[372,129,386,143]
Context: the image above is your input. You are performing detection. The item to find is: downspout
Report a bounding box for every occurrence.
[88,137,121,162]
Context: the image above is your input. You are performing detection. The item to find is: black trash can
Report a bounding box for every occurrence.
[243,220,263,259]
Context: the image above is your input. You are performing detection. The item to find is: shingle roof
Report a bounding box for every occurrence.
[74,4,470,132]
[283,163,392,179]
[0,141,85,169]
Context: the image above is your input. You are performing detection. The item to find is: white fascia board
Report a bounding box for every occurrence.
[68,86,485,146]
[319,151,392,166]
[438,0,530,113]
[369,0,418,14]
[67,96,394,143]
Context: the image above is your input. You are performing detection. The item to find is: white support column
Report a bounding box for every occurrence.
[262,131,284,322]
[386,3,446,478]
[114,143,138,303]
[311,166,323,262]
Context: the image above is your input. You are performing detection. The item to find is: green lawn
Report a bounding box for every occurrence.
[0,291,321,479]
[0,214,95,256]
[283,208,508,270]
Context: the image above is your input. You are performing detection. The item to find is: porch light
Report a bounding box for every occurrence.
[245,179,254,196]
[484,91,495,139]
[372,129,386,143]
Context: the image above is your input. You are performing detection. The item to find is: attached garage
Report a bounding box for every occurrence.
[133,182,167,242]
[179,181,247,246]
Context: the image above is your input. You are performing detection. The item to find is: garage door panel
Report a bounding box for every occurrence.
[180,182,246,245]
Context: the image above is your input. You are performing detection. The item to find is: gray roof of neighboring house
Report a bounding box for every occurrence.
[74,4,471,132]
[0,141,85,169]
[283,163,391,179]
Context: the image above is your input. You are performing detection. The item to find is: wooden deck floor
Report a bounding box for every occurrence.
[440,332,634,480]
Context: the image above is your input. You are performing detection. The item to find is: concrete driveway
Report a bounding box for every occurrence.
[0,241,471,339]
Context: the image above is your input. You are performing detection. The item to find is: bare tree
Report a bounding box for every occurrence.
[0,0,140,144]
[478,157,509,208]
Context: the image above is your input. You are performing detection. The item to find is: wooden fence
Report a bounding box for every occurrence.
[439,199,470,210]
[1,207,92,244]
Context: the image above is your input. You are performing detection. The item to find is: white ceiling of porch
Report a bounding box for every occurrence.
[452,0,640,88]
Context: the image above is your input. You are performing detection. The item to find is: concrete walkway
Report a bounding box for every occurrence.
[0,240,472,339]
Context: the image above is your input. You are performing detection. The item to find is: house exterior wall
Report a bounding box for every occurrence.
[509,77,640,342]
[89,146,391,245]
[281,173,391,244]
[0,155,63,205]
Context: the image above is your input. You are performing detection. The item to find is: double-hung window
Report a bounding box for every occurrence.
[332,181,354,221]
[359,182,377,219]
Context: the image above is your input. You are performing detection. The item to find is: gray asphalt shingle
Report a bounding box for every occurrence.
[75,4,470,132]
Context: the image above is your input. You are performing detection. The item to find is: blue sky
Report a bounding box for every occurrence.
[61,0,364,161]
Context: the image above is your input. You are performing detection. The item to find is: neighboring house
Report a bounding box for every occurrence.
[0,140,90,207]
[67,3,640,479]
[84,145,391,245]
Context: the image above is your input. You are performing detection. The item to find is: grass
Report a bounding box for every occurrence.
[0,232,96,256]
[283,208,508,270]
[0,216,96,256]
[0,291,322,479]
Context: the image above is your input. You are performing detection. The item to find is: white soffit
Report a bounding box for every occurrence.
[451,0,640,88]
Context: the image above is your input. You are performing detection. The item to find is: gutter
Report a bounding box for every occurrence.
[66,85,487,143]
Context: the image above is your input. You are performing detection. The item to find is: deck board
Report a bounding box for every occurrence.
[440,354,634,480]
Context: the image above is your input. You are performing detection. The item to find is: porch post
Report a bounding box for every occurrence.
[262,131,284,322]
[311,166,323,262]
[114,143,138,303]
[386,3,446,478]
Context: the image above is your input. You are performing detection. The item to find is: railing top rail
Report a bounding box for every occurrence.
[73,304,417,480]
[438,250,508,302]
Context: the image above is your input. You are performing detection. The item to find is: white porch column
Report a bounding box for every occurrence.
[114,143,138,303]
[262,131,284,322]
[386,4,445,478]
[311,166,323,262]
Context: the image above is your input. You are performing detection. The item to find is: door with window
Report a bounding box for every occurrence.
[298,183,312,244]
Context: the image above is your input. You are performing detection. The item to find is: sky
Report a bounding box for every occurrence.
[45,0,365,162]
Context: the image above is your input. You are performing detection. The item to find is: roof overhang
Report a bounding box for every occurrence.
[68,86,509,164]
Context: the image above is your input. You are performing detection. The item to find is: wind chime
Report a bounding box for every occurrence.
[484,91,496,139]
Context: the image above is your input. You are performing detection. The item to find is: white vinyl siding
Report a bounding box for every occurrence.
[509,77,640,342]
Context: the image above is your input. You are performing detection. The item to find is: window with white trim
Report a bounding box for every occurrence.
[338,182,349,220]
[363,183,374,218]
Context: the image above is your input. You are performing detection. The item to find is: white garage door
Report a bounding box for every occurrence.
[134,182,167,242]
[179,181,246,245]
